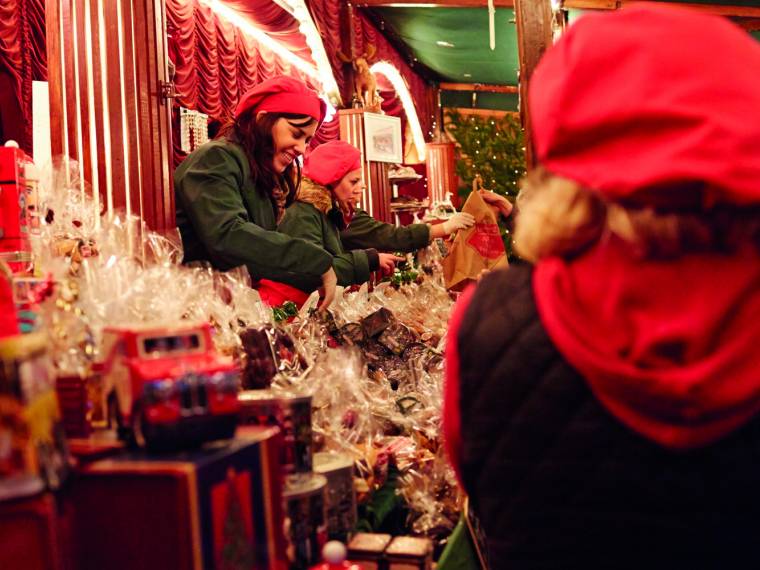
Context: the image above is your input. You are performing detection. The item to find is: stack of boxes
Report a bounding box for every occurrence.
[240,390,361,569]
[347,533,433,569]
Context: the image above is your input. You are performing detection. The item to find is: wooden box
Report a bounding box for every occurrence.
[385,536,433,569]
[347,533,392,570]
[0,493,62,570]
[346,533,433,570]
[70,428,287,570]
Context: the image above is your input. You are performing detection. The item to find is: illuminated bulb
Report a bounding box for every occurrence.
[201,0,319,80]
[321,95,337,123]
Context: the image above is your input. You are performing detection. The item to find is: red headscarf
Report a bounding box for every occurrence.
[303,141,362,187]
[530,5,760,449]
[235,76,326,124]
[530,4,760,208]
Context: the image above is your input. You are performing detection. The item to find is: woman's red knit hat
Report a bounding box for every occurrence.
[303,141,362,187]
[235,76,326,124]
[529,4,760,209]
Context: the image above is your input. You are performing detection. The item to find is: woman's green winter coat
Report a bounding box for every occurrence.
[174,139,332,286]
[340,209,430,253]
[277,177,381,293]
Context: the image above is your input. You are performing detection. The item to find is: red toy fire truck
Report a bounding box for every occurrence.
[96,322,240,449]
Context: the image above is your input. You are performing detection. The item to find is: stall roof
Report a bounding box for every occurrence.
[370,6,519,85]
[364,0,760,89]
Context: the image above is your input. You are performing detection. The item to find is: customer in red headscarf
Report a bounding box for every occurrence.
[175,76,337,308]
[444,5,760,568]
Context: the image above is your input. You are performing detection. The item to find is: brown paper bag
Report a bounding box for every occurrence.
[442,190,508,290]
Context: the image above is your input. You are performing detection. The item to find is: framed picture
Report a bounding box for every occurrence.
[364,112,402,163]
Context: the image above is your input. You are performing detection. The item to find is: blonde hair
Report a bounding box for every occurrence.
[514,167,760,262]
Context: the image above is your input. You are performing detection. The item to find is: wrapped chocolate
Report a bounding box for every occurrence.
[361,308,395,339]
[361,340,392,370]
[239,325,306,389]
[337,323,365,347]
[377,323,416,356]
[402,343,444,374]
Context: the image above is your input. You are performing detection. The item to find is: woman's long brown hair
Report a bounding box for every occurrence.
[218,109,314,208]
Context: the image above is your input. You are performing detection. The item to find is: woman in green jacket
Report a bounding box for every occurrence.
[174,76,338,308]
[258,140,404,306]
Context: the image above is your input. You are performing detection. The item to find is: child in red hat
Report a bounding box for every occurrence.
[174,76,338,308]
[445,4,760,568]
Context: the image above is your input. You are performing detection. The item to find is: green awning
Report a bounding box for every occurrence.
[373,7,519,86]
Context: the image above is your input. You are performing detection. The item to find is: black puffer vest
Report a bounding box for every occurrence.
[456,262,760,569]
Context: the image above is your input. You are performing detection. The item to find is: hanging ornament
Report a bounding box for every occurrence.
[180,108,192,153]
[488,0,496,51]
[180,108,210,153]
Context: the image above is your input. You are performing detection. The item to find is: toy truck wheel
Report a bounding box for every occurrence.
[213,415,238,441]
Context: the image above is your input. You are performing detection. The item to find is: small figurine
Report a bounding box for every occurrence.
[338,45,380,111]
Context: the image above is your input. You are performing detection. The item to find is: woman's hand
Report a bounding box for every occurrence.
[318,267,337,311]
[440,212,476,235]
[378,253,405,275]
[480,190,514,218]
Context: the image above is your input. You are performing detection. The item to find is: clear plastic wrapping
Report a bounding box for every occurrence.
[31,160,461,537]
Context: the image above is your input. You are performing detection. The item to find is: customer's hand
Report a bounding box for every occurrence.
[480,190,514,218]
[378,253,405,276]
[318,267,337,311]
[441,212,476,235]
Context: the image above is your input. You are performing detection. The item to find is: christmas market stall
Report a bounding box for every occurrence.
[2,0,760,568]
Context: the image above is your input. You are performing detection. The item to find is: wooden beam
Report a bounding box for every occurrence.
[514,0,553,170]
[443,107,520,119]
[45,0,65,157]
[562,0,760,19]
[439,82,519,93]
[357,0,514,7]
[562,0,616,9]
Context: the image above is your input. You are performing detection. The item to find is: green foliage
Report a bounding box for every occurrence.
[272,300,299,323]
[445,110,527,259]
[445,110,526,202]
[355,465,408,535]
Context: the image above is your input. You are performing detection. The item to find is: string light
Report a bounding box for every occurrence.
[200,0,339,102]
[370,61,427,162]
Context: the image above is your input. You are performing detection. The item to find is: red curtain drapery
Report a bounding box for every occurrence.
[0,0,46,155]
[219,0,314,65]
[166,0,338,166]
[167,0,320,120]
[1,0,435,162]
